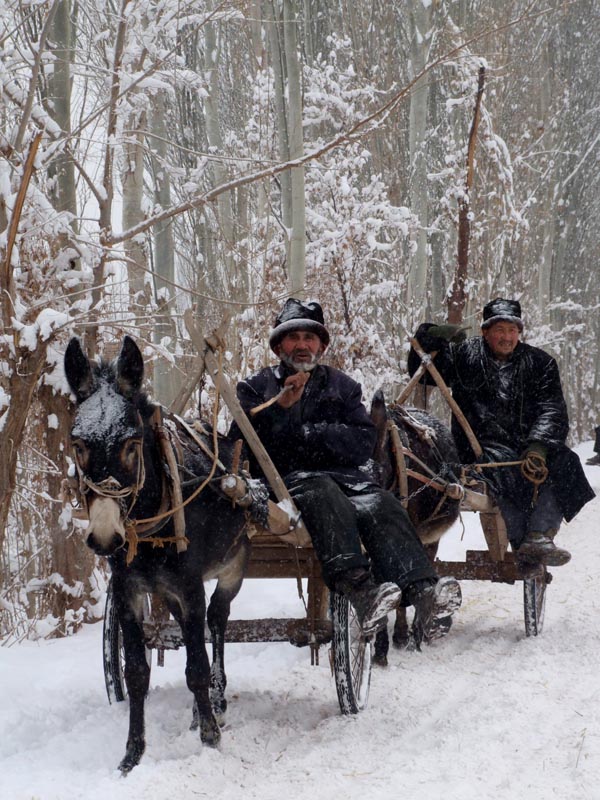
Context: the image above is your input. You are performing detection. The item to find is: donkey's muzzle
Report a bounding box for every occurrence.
[85,495,126,555]
[86,530,126,556]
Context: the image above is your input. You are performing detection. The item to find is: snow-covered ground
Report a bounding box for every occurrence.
[1,443,599,800]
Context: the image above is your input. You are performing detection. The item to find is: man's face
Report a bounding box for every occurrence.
[276,330,325,371]
[482,321,520,361]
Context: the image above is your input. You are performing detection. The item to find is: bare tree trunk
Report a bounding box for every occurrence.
[448,66,485,324]
[39,386,96,630]
[283,0,306,295]
[203,2,240,301]
[46,0,77,227]
[0,348,47,554]
[536,42,554,325]
[150,91,181,407]
[122,104,149,304]
[407,0,433,311]
[267,1,292,236]
[91,0,131,357]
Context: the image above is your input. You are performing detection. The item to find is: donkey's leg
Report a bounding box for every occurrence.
[117,600,151,773]
[391,606,411,649]
[180,582,221,747]
[374,624,390,666]
[207,543,250,723]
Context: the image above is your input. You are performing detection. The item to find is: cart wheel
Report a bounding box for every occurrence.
[103,579,151,703]
[331,591,372,714]
[523,569,548,637]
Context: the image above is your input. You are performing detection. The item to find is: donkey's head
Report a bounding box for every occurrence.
[64,336,148,556]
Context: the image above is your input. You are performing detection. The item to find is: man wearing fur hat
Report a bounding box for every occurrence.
[409,298,595,566]
[231,298,462,643]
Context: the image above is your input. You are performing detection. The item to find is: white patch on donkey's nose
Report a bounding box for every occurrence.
[87,496,126,550]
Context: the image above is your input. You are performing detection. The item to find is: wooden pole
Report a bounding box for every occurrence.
[394,351,437,405]
[409,337,483,459]
[183,310,311,547]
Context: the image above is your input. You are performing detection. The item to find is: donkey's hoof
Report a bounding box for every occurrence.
[118,742,145,774]
[392,630,410,649]
[373,652,388,668]
[200,716,221,747]
[210,694,227,725]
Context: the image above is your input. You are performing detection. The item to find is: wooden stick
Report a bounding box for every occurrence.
[395,352,437,405]
[250,385,293,416]
[388,422,409,508]
[183,310,311,548]
[169,312,231,416]
[168,348,207,416]
[409,337,483,459]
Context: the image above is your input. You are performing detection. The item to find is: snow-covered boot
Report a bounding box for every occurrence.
[517,529,571,566]
[409,576,462,648]
[334,568,402,637]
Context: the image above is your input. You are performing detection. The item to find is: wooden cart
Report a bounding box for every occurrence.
[102,533,370,714]
[101,326,549,715]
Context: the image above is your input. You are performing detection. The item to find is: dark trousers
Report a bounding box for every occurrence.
[286,473,436,590]
[496,483,563,548]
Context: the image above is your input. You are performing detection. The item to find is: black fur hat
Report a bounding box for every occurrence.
[481,298,524,331]
[269,298,330,351]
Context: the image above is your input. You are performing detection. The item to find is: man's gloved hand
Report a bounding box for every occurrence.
[521,442,548,484]
[426,324,469,343]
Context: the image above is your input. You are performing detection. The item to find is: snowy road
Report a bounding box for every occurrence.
[1,444,599,800]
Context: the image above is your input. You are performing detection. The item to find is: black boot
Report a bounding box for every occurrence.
[407,576,462,648]
[517,529,571,566]
[587,428,600,464]
[334,568,402,637]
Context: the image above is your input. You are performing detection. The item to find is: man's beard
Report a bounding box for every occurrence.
[280,349,322,372]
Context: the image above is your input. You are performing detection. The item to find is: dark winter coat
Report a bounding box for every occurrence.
[231,362,378,489]
[408,324,595,521]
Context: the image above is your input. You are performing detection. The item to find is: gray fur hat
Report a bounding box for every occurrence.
[481,298,524,331]
[268,298,330,351]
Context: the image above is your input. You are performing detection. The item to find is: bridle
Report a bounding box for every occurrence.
[72,409,147,522]
[69,404,226,563]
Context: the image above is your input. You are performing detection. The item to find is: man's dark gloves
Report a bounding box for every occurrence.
[426,324,469,343]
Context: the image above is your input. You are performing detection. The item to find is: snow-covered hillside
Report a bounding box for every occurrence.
[1,444,599,800]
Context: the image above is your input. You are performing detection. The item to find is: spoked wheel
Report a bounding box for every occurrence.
[330,591,372,714]
[103,578,151,703]
[523,567,549,637]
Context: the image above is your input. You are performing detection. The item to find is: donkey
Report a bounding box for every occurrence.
[64,335,251,773]
[370,391,461,662]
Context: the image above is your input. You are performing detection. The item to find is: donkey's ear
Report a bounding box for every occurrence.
[64,337,96,403]
[370,389,389,462]
[370,389,388,426]
[116,335,144,398]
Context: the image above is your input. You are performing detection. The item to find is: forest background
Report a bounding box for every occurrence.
[0,0,598,641]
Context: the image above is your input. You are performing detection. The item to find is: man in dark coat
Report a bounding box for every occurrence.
[232,298,462,643]
[408,297,595,565]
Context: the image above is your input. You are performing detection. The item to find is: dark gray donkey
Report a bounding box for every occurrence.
[64,335,251,773]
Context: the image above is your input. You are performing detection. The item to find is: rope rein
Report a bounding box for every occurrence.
[387,416,547,519]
